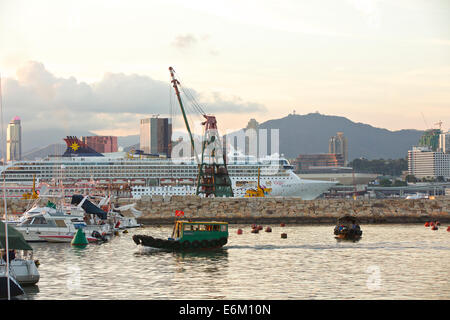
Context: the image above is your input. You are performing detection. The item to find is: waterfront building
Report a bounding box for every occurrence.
[438,131,450,153]
[81,136,118,153]
[140,117,172,156]
[7,116,22,162]
[408,146,450,179]
[329,132,348,165]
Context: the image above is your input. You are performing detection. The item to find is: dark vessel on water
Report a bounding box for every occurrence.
[334,215,362,241]
[133,220,228,251]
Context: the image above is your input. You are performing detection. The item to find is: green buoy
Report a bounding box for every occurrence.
[71,228,88,247]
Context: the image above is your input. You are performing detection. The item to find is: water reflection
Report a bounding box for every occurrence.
[10,225,450,300]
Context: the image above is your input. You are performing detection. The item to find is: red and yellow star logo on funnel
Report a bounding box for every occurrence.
[70,142,80,151]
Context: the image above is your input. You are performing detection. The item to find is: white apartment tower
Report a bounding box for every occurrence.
[408,146,450,179]
[438,131,450,153]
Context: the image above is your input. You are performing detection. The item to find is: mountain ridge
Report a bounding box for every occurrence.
[16,113,424,161]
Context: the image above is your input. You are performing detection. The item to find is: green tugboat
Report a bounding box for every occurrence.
[132,220,228,250]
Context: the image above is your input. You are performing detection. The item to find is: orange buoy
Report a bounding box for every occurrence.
[281,233,287,238]
[447,226,450,232]
[258,225,263,231]
[425,222,430,227]
[237,229,243,235]
[251,224,257,229]
[435,221,440,226]
[431,225,438,231]
[265,226,272,232]
[280,223,286,227]
[251,228,259,234]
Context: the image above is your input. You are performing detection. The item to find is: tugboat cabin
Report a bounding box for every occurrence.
[171,221,228,242]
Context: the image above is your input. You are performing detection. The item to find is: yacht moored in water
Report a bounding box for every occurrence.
[14,200,111,243]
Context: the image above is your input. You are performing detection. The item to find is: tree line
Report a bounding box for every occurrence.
[349,158,408,177]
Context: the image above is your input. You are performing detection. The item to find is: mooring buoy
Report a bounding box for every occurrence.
[71,228,88,247]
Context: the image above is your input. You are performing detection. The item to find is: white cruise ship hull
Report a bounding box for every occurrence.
[131,172,336,200]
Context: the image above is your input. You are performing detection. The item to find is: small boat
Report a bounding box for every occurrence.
[334,215,362,241]
[133,220,228,251]
[1,220,40,289]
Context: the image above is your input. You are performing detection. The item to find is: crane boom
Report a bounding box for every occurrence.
[169,67,199,164]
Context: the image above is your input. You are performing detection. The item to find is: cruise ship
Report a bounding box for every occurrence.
[0,137,336,200]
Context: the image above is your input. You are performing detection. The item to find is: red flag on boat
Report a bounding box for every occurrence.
[175,210,184,217]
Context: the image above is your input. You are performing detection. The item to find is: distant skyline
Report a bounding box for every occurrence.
[1,0,449,137]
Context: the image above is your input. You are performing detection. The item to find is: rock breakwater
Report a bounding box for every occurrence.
[3,196,450,225]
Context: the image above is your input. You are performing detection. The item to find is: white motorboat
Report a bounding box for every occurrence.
[14,203,110,243]
[1,220,40,290]
[0,253,40,285]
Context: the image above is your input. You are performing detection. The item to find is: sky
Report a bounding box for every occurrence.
[0,0,449,139]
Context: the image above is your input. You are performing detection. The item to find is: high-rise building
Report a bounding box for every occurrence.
[419,129,441,151]
[245,118,260,157]
[81,136,118,153]
[329,132,348,165]
[140,117,172,156]
[7,116,22,162]
[438,131,450,153]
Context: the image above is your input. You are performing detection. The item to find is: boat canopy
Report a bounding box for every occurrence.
[337,215,360,225]
[0,220,33,251]
[71,195,107,220]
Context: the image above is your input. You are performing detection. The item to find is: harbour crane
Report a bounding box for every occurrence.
[168,67,234,197]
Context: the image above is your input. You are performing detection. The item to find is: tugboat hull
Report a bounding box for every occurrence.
[133,234,227,251]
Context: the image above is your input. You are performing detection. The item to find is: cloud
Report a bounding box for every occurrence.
[171,33,219,55]
[2,61,266,135]
[171,33,198,49]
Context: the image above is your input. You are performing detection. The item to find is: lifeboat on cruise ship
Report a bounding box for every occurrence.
[334,215,362,242]
[160,178,176,186]
[178,178,194,185]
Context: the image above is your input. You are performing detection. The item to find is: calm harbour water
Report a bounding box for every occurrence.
[19,224,450,300]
